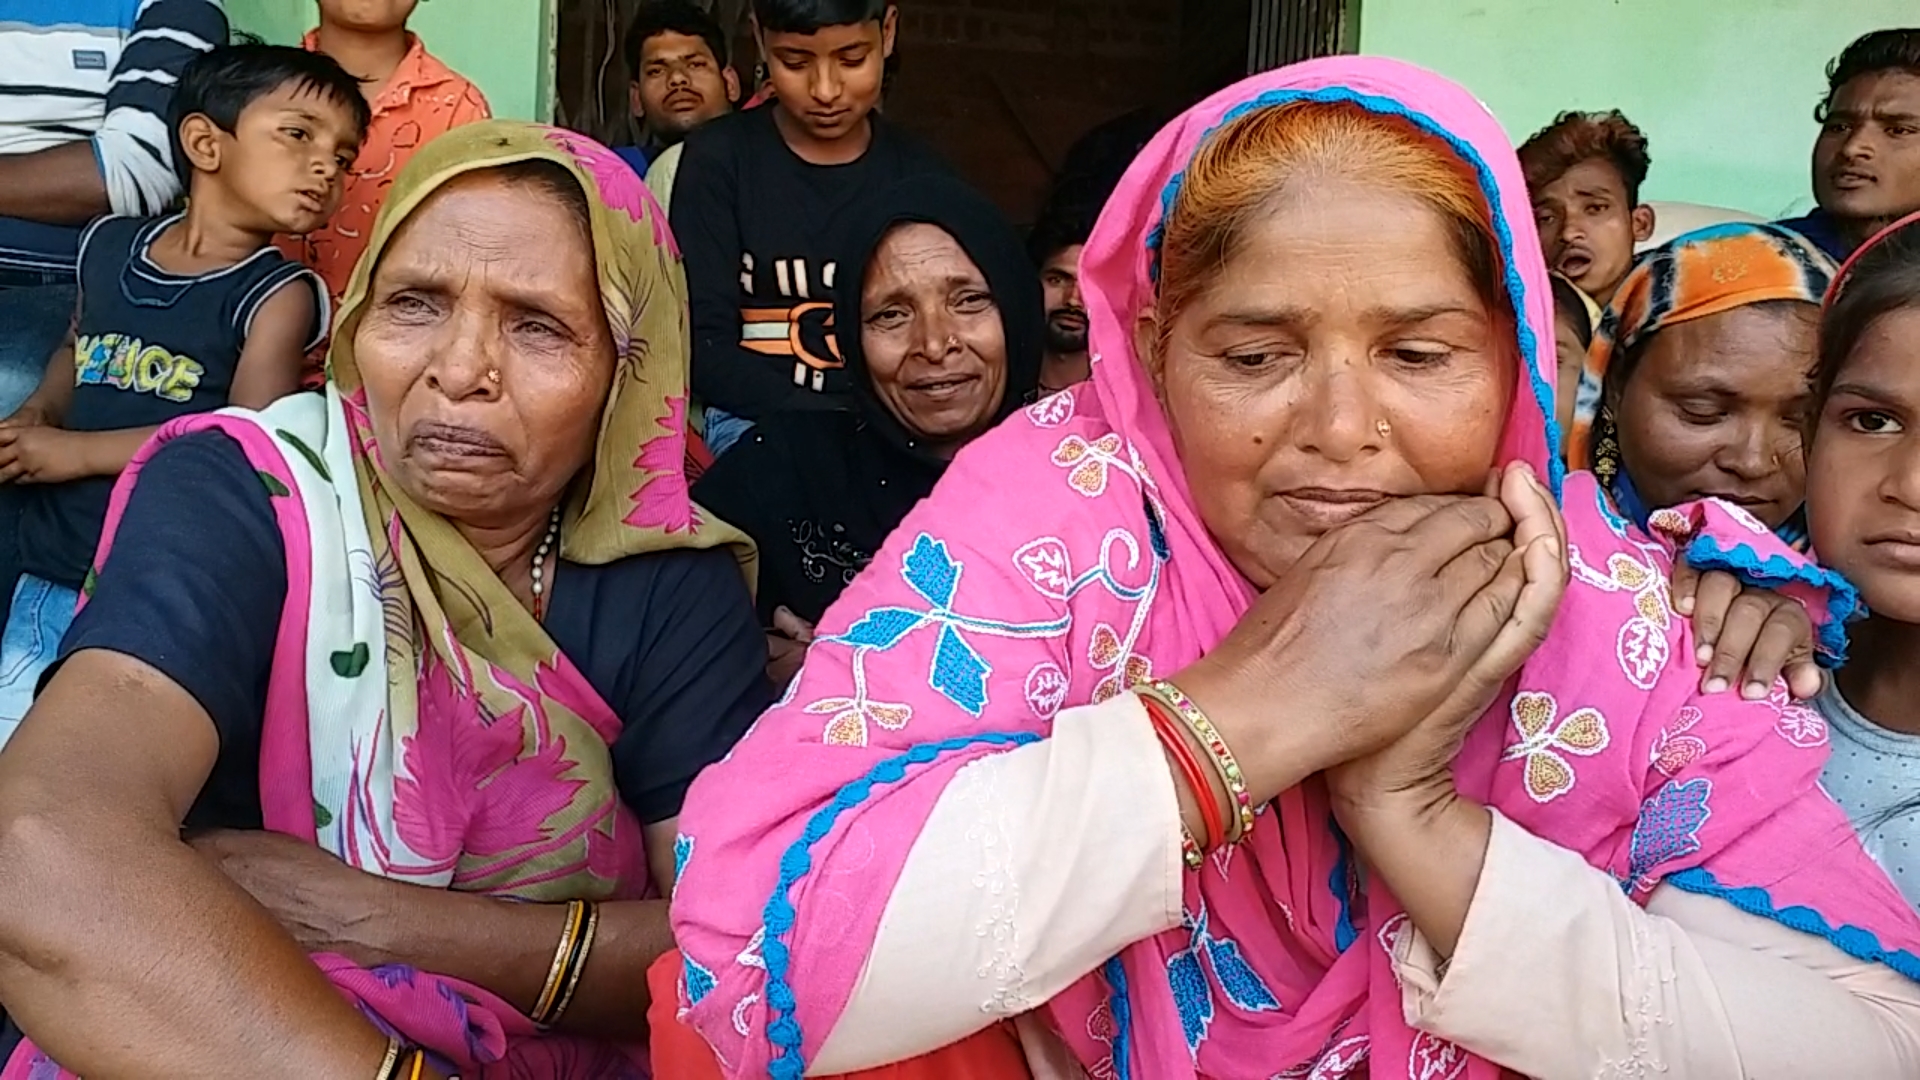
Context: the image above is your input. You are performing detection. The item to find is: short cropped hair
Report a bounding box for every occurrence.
[170,42,370,180]
[1819,29,1920,122]
[625,0,730,77]
[1517,110,1652,206]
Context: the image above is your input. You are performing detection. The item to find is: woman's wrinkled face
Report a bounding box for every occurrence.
[861,222,1009,457]
[1612,304,1816,529]
[1150,178,1515,588]
[1808,307,1920,622]
[355,170,614,529]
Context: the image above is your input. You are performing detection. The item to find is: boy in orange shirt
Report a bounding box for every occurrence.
[281,0,488,379]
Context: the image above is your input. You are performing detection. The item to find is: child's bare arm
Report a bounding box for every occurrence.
[4,317,79,429]
[0,424,157,484]
[228,279,317,411]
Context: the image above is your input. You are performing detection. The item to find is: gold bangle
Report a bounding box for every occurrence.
[545,900,600,1026]
[371,1037,403,1080]
[1143,679,1256,844]
[531,899,587,1025]
[407,1049,426,1080]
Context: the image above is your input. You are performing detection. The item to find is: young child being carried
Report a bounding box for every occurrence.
[0,43,369,742]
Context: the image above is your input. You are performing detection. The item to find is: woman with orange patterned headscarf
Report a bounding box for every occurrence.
[1570,223,1837,546]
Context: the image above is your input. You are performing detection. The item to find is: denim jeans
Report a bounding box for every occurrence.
[0,573,79,748]
[0,276,76,627]
[703,406,754,458]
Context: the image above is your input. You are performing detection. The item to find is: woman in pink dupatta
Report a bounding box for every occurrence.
[666,60,1920,1079]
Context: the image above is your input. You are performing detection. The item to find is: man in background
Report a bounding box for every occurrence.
[1519,110,1657,308]
[1780,29,1920,260]
[0,0,226,620]
[1026,107,1161,394]
[1028,202,1091,395]
[619,0,739,180]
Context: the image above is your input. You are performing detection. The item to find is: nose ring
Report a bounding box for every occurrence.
[485,368,501,385]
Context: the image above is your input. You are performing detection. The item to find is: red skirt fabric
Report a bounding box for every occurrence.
[647,951,1034,1079]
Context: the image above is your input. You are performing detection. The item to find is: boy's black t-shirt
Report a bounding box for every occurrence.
[672,104,949,420]
[18,214,325,589]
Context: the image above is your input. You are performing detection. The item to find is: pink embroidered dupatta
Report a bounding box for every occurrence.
[669,60,1920,1080]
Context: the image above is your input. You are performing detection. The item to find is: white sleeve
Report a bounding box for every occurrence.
[811,693,1186,1074]
[1395,810,1920,1079]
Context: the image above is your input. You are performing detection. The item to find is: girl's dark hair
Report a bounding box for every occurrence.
[752,0,888,34]
[170,41,372,182]
[1816,218,1920,413]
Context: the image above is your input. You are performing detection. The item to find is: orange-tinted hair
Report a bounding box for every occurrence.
[1156,100,1507,330]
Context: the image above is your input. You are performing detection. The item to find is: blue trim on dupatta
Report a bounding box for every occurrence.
[1666,867,1920,982]
[760,731,1042,1080]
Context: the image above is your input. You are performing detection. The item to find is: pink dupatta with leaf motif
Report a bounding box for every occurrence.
[668,60,1920,1080]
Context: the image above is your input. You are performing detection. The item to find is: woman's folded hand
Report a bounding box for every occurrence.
[1325,463,1568,818]
[190,828,394,965]
[1172,462,1564,807]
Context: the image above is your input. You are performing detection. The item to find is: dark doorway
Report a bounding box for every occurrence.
[553,1,1360,222]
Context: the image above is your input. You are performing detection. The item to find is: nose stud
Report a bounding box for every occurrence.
[1376,419,1392,438]
[486,368,501,385]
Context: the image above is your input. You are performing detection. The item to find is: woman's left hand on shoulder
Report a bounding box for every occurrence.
[1671,561,1821,701]
[189,829,393,964]
[1325,463,1569,821]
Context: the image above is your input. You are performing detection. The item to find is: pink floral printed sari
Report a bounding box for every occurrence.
[3,122,753,1080]
[665,60,1920,1080]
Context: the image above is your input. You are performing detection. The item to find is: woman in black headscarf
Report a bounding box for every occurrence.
[693,175,1043,680]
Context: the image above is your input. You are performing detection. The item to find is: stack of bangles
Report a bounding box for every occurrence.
[533,898,601,1028]
[371,1039,432,1080]
[1136,679,1256,871]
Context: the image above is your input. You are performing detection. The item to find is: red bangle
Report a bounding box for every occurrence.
[1142,692,1223,858]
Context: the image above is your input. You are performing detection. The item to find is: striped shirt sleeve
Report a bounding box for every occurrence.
[97,0,227,216]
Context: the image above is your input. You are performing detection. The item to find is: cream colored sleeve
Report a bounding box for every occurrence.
[645,143,684,218]
[811,693,1187,1074]
[1395,809,1920,1080]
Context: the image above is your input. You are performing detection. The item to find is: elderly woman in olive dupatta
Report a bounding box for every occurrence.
[0,122,771,1077]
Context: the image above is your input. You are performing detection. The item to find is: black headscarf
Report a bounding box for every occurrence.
[693,175,1043,625]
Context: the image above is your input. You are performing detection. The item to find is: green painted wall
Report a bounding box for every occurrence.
[1359,0,1916,217]
[223,0,554,121]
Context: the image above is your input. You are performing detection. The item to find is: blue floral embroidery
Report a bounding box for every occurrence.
[683,951,717,1007]
[1166,902,1281,1054]
[829,534,1073,716]
[1329,821,1358,952]
[1596,482,1631,536]
[1101,955,1134,1080]
[673,833,693,893]
[1627,777,1713,890]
